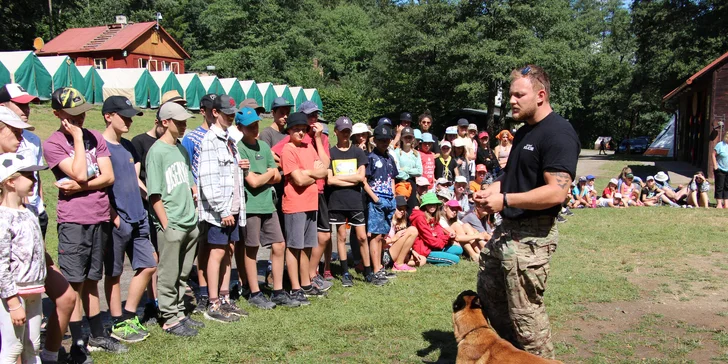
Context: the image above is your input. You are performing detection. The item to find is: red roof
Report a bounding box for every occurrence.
[663,50,728,101]
[38,22,189,58]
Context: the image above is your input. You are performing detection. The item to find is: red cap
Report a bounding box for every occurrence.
[0,84,39,104]
[476,164,487,172]
[445,200,461,209]
[478,131,489,139]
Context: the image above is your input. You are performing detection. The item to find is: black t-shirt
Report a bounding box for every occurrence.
[328,146,369,211]
[130,132,157,185]
[435,155,457,182]
[476,146,498,172]
[640,186,659,200]
[500,112,580,219]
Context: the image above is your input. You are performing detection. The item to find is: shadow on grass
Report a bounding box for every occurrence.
[418,329,458,363]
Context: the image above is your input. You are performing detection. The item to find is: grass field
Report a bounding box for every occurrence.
[27,104,728,363]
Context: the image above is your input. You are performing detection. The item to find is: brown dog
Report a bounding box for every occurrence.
[452,290,564,364]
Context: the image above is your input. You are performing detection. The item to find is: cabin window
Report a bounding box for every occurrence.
[138,58,148,69]
[94,58,106,69]
[170,62,180,74]
[161,61,170,71]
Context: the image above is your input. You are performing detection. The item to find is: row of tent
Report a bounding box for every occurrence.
[0,50,323,112]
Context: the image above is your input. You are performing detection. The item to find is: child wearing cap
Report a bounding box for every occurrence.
[409,193,462,266]
[435,141,457,183]
[42,87,125,356]
[393,126,422,204]
[598,178,620,208]
[410,176,431,213]
[198,95,246,322]
[0,153,47,364]
[280,112,329,303]
[384,196,420,271]
[236,107,300,309]
[146,102,202,336]
[640,176,665,207]
[452,137,471,182]
[453,176,471,217]
[100,96,157,342]
[365,124,400,285]
[440,200,488,262]
[470,164,488,193]
[419,133,437,185]
[326,116,370,287]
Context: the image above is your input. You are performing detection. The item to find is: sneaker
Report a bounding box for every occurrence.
[239,285,251,300]
[393,263,417,272]
[302,285,327,298]
[194,296,209,314]
[204,302,239,323]
[311,274,333,292]
[221,297,248,317]
[323,270,334,281]
[366,272,388,286]
[128,316,149,337]
[556,215,567,223]
[180,316,205,328]
[382,250,393,268]
[341,272,354,287]
[248,293,276,310]
[271,292,301,308]
[87,336,128,353]
[141,302,159,324]
[164,322,198,337]
[379,268,397,279]
[69,344,94,364]
[292,290,311,306]
[110,319,148,343]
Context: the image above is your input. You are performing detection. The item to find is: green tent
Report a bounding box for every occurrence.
[219,78,245,105]
[76,65,104,104]
[303,88,323,112]
[289,86,306,112]
[273,85,294,107]
[37,56,86,93]
[150,71,184,108]
[257,82,277,111]
[0,51,53,100]
[176,73,206,110]
[96,68,153,108]
[0,62,10,86]
[199,76,224,95]
[239,80,263,107]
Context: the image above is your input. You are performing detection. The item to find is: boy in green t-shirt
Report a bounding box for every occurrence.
[235,107,300,309]
[146,102,201,337]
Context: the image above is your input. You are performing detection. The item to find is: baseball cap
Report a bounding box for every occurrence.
[286,112,309,130]
[51,87,93,116]
[0,153,47,183]
[159,102,194,121]
[445,200,461,209]
[200,94,216,110]
[454,175,467,184]
[213,94,238,115]
[271,97,293,110]
[0,84,39,104]
[400,112,412,122]
[478,131,489,139]
[436,177,451,185]
[440,141,452,149]
[586,174,595,180]
[452,138,466,148]
[415,176,430,186]
[578,176,587,182]
[235,107,262,126]
[377,117,392,127]
[476,164,487,172]
[613,193,622,199]
[421,133,434,143]
[299,101,321,115]
[335,116,353,131]
[102,96,143,117]
[401,126,414,138]
[351,123,369,135]
[395,195,408,208]
[239,98,266,113]
[0,106,33,130]
[609,178,619,185]
[457,118,469,127]
[161,90,186,106]
[646,176,655,181]
[468,123,478,131]
[374,124,393,140]
[436,189,453,201]
[445,126,457,135]
[414,129,422,140]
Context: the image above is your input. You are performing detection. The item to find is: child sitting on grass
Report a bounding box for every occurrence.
[439,200,487,262]
[410,192,462,266]
[384,196,421,271]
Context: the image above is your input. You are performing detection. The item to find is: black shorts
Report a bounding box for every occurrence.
[244,213,284,247]
[57,222,110,283]
[105,216,158,277]
[317,193,330,232]
[329,210,366,227]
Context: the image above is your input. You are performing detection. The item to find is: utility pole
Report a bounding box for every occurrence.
[48,0,53,37]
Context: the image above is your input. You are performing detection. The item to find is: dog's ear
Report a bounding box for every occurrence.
[469,295,483,310]
[453,295,466,312]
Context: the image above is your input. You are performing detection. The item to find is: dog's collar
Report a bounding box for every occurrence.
[457,326,491,343]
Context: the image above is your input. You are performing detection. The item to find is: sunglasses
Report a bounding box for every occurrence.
[520,65,546,89]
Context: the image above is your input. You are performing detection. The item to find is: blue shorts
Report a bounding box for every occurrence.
[205,215,240,245]
[367,196,396,235]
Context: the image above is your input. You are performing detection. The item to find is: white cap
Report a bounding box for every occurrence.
[468,123,478,131]
[351,123,370,135]
[454,175,467,184]
[609,178,619,185]
[436,177,451,185]
[0,106,34,131]
[440,141,452,148]
[0,153,47,182]
[452,138,466,148]
[159,102,194,121]
[613,193,622,199]
[415,176,430,186]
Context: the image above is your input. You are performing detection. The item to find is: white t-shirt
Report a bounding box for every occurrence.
[17,130,45,214]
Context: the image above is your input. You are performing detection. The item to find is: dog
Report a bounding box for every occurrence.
[452,290,564,364]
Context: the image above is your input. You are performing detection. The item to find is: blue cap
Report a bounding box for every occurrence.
[421,133,434,143]
[586,174,595,180]
[299,101,321,115]
[235,107,262,126]
[414,128,422,140]
[445,126,457,135]
[378,117,392,127]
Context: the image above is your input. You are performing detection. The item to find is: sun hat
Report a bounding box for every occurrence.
[395,195,408,208]
[414,129,423,140]
[445,200,462,209]
[51,87,93,116]
[415,176,430,186]
[454,175,467,184]
[613,193,622,199]
[0,84,39,104]
[286,112,309,130]
[161,90,186,106]
[440,141,452,149]
[351,123,369,135]
[421,133,435,143]
[476,164,487,172]
[445,126,458,135]
[0,106,34,130]
[420,192,442,207]
[0,153,47,182]
[609,178,619,185]
[654,171,669,182]
[235,107,262,126]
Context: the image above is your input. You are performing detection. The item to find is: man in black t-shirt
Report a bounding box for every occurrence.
[473,65,580,360]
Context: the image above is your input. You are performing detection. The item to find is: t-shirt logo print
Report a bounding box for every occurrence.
[523,144,534,151]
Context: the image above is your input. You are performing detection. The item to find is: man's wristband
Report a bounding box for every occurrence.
[503,193,509,208]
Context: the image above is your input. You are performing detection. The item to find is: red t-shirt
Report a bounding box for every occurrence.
[420,151,436,186]
[272,132,330,194]
[281,142,320,213]
[601,187,614,198]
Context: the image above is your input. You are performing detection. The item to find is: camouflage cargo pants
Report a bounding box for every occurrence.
[476,215,558,359]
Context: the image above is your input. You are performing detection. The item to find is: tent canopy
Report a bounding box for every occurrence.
[219,78,245,105]
[150,71,184,108]
[303,88,323,112]
[38,56,86,92]
[239,80,263,107]
[96,68,152,108]
[289,86,306,112]
[76,65,104,104]
[176,73,206,110]
[199,76,224,95]
[272,85,294,107]
[644,115,675,158]
[0,62,10,86]
[257,82,277,111]
[0,51,53,99]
